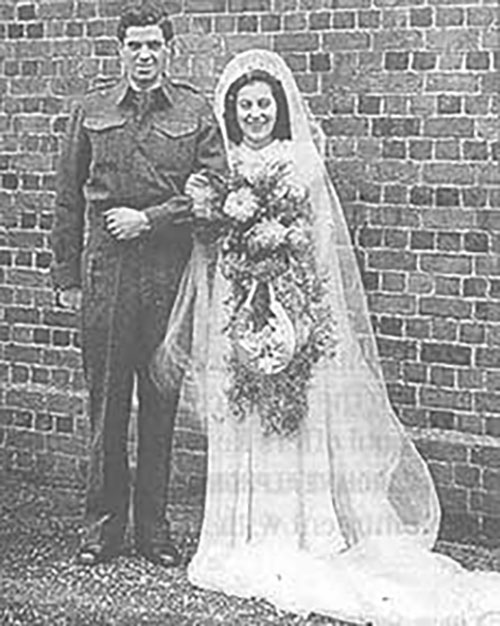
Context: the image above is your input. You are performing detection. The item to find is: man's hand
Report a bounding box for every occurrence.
[58,287,82,311]
[185,172,216,220]
[105,207,150,240]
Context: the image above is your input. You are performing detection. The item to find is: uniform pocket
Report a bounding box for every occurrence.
[151,118,198,139]
[83,116,128,167]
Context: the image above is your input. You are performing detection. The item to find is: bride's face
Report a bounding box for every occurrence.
[236,81,278,150]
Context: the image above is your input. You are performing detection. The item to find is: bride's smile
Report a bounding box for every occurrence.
[236,81,278,150]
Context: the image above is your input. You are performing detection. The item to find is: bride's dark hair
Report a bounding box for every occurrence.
[223,69,292,144]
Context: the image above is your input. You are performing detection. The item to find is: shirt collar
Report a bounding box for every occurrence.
[114,74,174,108]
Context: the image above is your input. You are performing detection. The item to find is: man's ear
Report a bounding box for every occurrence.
[117,39,126,60]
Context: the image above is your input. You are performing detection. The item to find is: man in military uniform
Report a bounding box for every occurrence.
[51,1,226,566]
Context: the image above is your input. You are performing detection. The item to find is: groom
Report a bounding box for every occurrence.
[50,0,226,566]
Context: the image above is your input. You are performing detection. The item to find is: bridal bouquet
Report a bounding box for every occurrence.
[197,157,337,436]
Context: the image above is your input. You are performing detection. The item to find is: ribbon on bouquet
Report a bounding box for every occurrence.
[232,279,296,376]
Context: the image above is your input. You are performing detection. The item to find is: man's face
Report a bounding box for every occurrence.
[120,24,168,89]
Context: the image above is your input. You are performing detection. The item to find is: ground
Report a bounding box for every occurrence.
[0,477,499,626]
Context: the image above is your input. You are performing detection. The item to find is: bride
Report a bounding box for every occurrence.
[153,49,500,625]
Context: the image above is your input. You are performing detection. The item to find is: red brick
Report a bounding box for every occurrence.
[424,118,474,138]
[358,95,381,115]
[421,253,471,275]
[381,271,405,292]
[475,302,500,323]
[384,51,409,71]
[436,485,468,513]
[372,29,422,50]
[370,293,417,316]
[435,276,461,296]
[383,185,407,204]
[322,117,368,136]
[440,510,480,544]
[384,229,408,249]
[484,468,500,492]
[462,187,487,208]
[405,318,431,339]
[475,392,500,414]
[409,186,434,206]
[329,94,355,114]
[429,410,454,429]
[437,232,462,251]
[358,10,380,28]
[436,7,464,26]
[466,52,490,71]
[471,446,500,469]
[422,342,471,366]
[306,51,328,72]
[419,297,472,320]
[275,0,297,8]
[421,387,471,411]
[431,318,458,342]
[454,463,481,489]
[477,347,500,372]
[403,362,427,384]
[456,413,484,435]
[472,491,500,517]
[39,1,74,18]
[382,140,405,159]
[376,336,417,360]
[411,52,436,72]
[6,429,45,451]
[399,408,427,428]
[486,418,500,437]
[259,13,280,31]
[335,0,370,7]
[323,32,370,51]
[366,250,415,271]
[274,33,319,52]
[387,383,416,406]
[333,11,356,29]
[76,2,97,18]
[467,7,496,27]
[459,323,485,346]
[229,0,270,9]
[437,94,461,115]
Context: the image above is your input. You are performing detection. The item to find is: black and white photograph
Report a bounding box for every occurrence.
[0,0,499,624]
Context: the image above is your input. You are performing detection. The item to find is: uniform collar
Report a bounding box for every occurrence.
[114,74,174,108]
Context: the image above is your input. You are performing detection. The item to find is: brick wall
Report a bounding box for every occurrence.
[0,0,499,545]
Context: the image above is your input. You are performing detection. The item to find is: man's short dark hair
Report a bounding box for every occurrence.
[223,69,292,145]
[117,0,174,44]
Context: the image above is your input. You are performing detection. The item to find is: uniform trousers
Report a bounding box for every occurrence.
[81,234,189,549]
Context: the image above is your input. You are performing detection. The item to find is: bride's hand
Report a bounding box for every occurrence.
[267,158,295,185]
[185,172,214,219]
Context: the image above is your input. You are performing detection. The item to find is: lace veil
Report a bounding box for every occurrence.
[151,49,440,549]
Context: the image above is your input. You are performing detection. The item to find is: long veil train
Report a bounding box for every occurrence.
[152,49,500,625]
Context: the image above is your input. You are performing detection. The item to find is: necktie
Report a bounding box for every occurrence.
[133,90,157,124]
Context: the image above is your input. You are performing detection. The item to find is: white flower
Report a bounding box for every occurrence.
[223,187,259,222]
[248,219,288,253]
[286,222,310,250]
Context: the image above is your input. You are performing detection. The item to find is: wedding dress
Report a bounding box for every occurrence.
[153,50,500,625]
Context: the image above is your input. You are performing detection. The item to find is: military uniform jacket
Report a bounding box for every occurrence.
[51,75,227,292]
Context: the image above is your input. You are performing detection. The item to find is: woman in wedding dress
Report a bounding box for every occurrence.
[153,49,500,625]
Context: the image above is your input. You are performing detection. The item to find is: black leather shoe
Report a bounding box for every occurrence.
[137,542,181,568]
[76,542,121,566]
